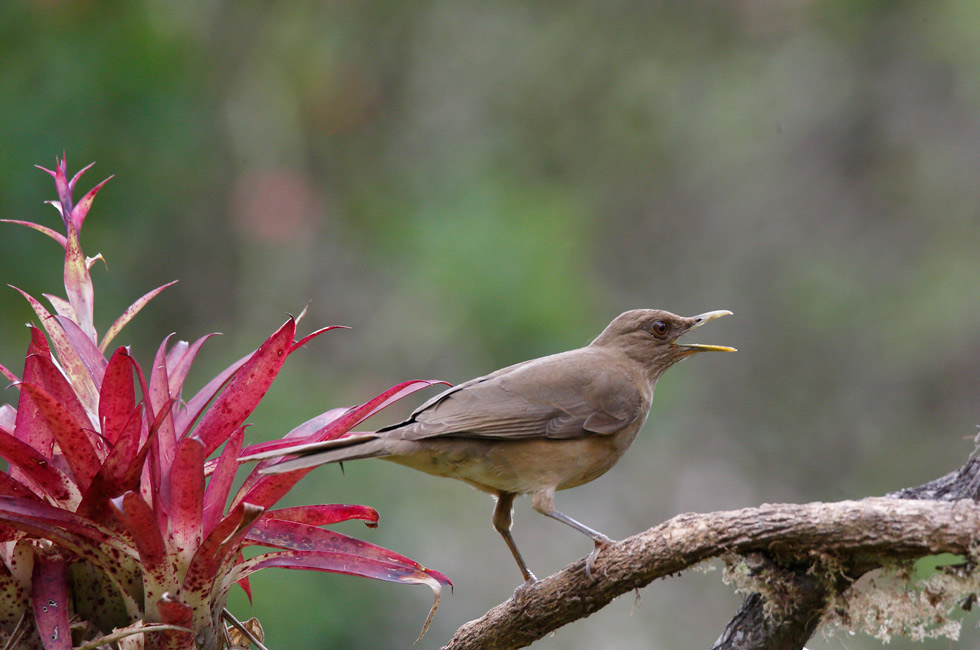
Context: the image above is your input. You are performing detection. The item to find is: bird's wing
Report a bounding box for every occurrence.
[385,349,647,441]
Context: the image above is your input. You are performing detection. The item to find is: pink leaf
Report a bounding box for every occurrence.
[31,554,71,650]
[13,328,56,457]
[0,220,67,248]
[19,383,100,493]
[99,348,137,445]
[99,281,178,353]
[0,502,141,616]
[11,288,99,414]
[66,160,95,193]
[110,492,166,570]
[53,315,107,390]
[42,294,74,320]
[30,350,96,444]
[149,336,177,476]
[228,549,448,641]
[202,427,244,537]
[173,348,244,439]
[193,318,296,456]
[70,174,113,231]
[182,502,263,599]
[0,361,19,385]
[233,549,449,589]
[167,436,205,561]
[288,325,348,354]
[0,472,42,501]
[63,225,97,343]
[263,504,379,528]
[0,426,79,505]
[77,405,143,524]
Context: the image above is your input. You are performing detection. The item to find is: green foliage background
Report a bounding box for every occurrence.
[2,2,980,648]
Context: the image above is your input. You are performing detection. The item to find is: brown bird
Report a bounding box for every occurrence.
[252,309,734,584]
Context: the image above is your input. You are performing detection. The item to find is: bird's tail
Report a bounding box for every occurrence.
[241,433,392,475]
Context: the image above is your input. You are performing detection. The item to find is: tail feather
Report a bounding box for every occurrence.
[258,437,390,475]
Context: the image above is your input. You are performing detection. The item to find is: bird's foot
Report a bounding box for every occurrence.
[511,574,539,599]
[584,535,615,580]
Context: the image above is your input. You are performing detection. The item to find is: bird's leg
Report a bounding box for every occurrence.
[492,492,537,586]
[532,489,614,579]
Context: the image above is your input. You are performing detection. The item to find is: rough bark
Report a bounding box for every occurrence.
[441,459,980,650]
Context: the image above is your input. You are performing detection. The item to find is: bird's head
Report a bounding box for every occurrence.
[590,309,735,378]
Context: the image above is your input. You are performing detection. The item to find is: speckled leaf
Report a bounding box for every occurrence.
[30,350,96,444]
[173,350,247,439]
[31,554,70,650]
[150,336,177,476]
[168,436,205,564]
[262,504,379,528]
[193,318,295,456]
[202,427,244,537]
[62,224,97,344]
[99,281,177,353]
[11,288,99,414]
[19,383,100,493]
[53,315,107,390]
[0,219,67,249]
[0,427,79,505]
[99,348,137,445]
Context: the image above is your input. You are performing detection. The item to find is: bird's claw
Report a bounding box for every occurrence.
[585,536,614,580]
[511,575,539,599]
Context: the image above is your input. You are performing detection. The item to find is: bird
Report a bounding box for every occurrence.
[247,309,734,585]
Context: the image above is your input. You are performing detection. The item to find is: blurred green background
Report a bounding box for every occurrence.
[3,1,980,648]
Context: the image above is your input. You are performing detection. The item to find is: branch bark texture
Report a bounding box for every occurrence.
[441,462,980,650]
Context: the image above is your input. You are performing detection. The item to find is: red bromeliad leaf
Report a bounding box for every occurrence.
[0,497,133,557]
[244,519,448,579]
[0,472,43,501]
[226,549,447,641]
[202,427,244,537]
[192,318,296,456]
[172,349,245,439]
[0,219,68,249]
[163,334,216,406]
[63,225,97,344]
[0,554,30,635]
[99,348,137,445]
[31,554,70,650]
[0,361,19,385]
[11,287,99,414]
[262,504,379,528]
[167,436,205,565]
[230,549,448,591]
[70,174,113,232]
[19,384,101,493]
[0,427,79,505]
[53,315,107,390]
[150,336,178,476]
[99,281,178,353]
[15,329,57,459]
[110,492,174,619]
[181,503,263,623]
[288,325,347,354]
[156,592,194,629]
[43,294,74,321]
[77,406,143,524]
[30,351,95,441]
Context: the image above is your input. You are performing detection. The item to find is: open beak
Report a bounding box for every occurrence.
[673,310,736,352]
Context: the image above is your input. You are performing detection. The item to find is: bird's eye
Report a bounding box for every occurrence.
[649,320,669,338]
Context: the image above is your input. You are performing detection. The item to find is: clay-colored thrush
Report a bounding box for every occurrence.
[252,309,734,584]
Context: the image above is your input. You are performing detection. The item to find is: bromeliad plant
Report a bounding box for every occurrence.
[0,156,450,649]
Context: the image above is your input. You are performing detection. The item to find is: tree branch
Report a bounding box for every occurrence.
[441,494,980,650]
